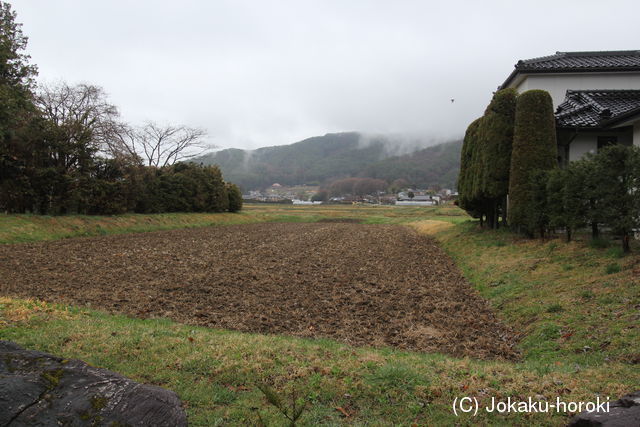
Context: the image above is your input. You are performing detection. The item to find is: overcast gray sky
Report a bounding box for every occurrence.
[14,0,640,149]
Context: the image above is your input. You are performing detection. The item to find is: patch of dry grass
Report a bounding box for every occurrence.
[0,204,466,244]
[407,220,455,235]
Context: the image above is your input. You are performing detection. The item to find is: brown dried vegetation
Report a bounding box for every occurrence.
[0,223,518,359]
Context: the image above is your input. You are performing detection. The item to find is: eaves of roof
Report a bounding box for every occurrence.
[555,90,640,129]
[499,50,640,89]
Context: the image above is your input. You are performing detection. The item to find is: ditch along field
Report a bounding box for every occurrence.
[1,204,639,425]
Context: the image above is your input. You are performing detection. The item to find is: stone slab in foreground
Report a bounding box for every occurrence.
[0,340,187,426]
[568,391,640,426]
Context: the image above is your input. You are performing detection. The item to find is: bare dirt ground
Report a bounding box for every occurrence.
[0,223,518,359]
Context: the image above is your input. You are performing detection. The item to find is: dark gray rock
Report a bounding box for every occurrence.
[0,340,187,426]
[568,391,640,427]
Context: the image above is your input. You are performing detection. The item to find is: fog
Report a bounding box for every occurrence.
[14,0,640,149]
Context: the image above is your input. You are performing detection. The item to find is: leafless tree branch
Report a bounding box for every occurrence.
[35,82,215,168]
[130,121,212,167]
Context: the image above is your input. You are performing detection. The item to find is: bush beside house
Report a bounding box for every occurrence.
[458,88,640,252]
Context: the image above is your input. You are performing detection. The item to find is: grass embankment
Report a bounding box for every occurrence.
[436,224,640,367]
[0,212,253,244]
[1,205,638,425]
[0,204,466,244]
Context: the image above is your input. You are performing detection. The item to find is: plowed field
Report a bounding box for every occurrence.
[0,223,518,359]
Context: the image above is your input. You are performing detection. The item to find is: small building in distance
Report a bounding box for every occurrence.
[396,194,440,206]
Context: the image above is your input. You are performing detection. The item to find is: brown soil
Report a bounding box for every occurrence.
[0,223,518,359]
[316,218,362,223]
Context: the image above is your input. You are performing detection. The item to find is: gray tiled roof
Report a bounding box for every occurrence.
[501,51,640,88]
[555,90,640,128]
[517,51,640,71]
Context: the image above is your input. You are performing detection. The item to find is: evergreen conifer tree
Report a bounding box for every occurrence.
[508,90,558,236]
[478,88,517,228]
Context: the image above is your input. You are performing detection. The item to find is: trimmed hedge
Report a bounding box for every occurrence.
[457,88,517,227]
[457,117,483,218]
[507,90,557,236]
[480,88,517,202]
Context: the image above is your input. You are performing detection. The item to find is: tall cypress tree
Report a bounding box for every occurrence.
[0,1,39,213]
[479,88,517,228]
[507,90,557,236]
[458,117,484,220]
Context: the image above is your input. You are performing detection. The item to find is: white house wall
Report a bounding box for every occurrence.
[515,79,528,93]
[569,129,633,161]
[569,135,597,161]
[512,73,640,107]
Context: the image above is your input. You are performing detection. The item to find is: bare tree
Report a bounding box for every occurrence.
[36,82,213,168]
[106,121,213,167]
[36,82,119,153]
[101,121,142,163]
[134,121,211,167]
[34,82,123,175]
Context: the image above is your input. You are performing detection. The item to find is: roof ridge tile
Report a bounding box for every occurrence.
[501,50,640,88]
[555,89,640,128]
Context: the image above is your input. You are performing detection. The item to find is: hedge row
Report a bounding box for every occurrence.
[538,145,640,252]
[0,158,243,215]
[458,88,640,252]
[458,88,518,228]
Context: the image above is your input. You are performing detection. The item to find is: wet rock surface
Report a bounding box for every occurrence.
[568,391,640,426]
[0,340,187,426]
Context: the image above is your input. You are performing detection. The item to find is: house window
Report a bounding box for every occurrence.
[597,136,617,151]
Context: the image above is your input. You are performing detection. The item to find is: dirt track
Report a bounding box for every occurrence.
[0,223,518,359]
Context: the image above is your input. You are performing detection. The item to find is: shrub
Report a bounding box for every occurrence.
[150,163,229,213]
[226,182,243,212]
[589,145,640,253]
[545,166,587,242]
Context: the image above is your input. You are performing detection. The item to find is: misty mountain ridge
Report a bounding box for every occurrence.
[194,132,462,191]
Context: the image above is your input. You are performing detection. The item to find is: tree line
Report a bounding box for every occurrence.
[0,2,242,215]
[458,88,640,252]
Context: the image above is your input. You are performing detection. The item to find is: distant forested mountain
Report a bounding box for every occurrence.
[194,132,462,190]
[361,140,463,190]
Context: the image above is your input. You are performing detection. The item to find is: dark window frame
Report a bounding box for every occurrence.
[597,135,618,151]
